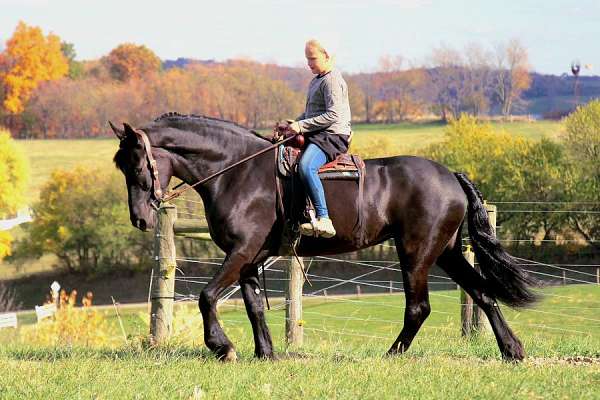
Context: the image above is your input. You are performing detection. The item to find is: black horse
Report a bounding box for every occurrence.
[111,113,537,361]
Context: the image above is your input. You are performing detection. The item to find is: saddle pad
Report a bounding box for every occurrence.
[278,145,363,180]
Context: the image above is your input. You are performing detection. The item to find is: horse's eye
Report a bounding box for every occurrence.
[135,167,142,175]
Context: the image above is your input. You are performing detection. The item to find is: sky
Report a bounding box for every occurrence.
[0,0,598,76]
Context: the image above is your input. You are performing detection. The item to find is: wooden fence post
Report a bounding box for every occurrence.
[150,204,177,345]
[285,256,304,347]
[460,246,475,336]
[461,202,496,336]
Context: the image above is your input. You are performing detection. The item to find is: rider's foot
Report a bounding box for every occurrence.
[299,217,336,238]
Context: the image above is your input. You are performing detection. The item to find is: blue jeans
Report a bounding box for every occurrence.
[298,143,329,218]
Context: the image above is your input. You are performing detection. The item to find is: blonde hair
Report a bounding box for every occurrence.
[305,39,334,59]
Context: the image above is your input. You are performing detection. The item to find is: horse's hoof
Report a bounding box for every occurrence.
[386,342,407,356]
[501,342,525,362]
[215,346,238,362]
[223,348,238,362]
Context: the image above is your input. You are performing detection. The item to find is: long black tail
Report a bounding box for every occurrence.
[454,172,538,308]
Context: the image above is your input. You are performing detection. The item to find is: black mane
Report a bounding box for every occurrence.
[152,112,269,142]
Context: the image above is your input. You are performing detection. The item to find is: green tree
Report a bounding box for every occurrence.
[422,115,573,240]
[12,167,151,274]
[0,128,29,259]
[563,100,600,245]
[422,114,530,199]
[61,41,84,79]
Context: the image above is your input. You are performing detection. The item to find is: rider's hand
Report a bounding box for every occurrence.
[287,120,301,134]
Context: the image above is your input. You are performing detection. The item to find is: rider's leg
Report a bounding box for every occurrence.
[298,143,329,217]
[298,143,336,237]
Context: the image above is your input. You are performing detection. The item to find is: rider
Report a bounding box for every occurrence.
[287,39,352,238]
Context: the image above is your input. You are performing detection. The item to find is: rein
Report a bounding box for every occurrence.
[134,127,299,203]
[134,127,310,299]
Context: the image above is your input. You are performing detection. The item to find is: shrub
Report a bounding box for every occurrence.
[22,289,113,347]
[0,128,29,259]
[12,166,152,275]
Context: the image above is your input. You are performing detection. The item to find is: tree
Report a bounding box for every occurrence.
[60,41,84,79]
[11,167,152,274]
[426,45,467,121]
[0,128,29,259]
[426,44,494,120]
[103,43,161,81]
[493,39,531,116]
[563,100,600,245]
[0,21,69,114]
[421,115,574,240]
[376,55,426,122]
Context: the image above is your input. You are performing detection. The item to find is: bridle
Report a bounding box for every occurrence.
[132,128,163,210]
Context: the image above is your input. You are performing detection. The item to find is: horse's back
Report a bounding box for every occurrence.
[363,155,467,212]
[304,155,467,255]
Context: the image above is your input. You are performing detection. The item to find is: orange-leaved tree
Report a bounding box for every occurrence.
[103,43,161,81]
[0,21,69,114]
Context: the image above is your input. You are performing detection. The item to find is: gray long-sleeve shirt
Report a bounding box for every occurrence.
[297,69,352,136]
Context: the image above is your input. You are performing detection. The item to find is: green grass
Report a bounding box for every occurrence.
[350,120,563,155]
[1,285,598,399]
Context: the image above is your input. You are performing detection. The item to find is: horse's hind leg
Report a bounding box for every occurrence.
[387,241,433,355]
[239,265,274,359]
[436,248,525,361]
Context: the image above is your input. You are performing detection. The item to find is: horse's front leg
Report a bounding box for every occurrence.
[199,252,251,361]
[240,266,274,359]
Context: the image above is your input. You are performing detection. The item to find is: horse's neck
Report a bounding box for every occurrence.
[154,126,270,200]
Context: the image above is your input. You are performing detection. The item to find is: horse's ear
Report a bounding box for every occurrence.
[123,122,136,135]
[108,121,126,140]
[122,123,141,142]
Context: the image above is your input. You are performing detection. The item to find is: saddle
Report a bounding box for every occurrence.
[277,145,364,180]
[272,122,367,244]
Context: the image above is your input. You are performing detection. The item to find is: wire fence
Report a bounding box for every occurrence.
[165,198,599,342]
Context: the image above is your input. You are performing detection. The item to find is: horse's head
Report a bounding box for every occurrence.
[111,121,171,231]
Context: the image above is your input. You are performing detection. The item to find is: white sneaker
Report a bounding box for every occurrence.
[299,217,336,238]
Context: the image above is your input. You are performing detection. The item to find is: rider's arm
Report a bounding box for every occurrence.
[297,77,343,133]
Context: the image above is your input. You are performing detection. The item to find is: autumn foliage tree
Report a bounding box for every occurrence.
[0,21,68,114]
[102,43,161,81]
[0,128,29,259]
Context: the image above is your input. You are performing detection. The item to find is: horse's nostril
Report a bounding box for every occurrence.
[138,219,147,231]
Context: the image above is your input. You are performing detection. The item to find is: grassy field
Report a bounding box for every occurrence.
[15,120,563,204]
[0,285,598,399]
